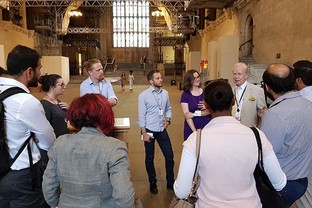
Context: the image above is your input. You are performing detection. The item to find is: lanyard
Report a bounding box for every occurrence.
[235,86,247,112]
[269,99,285,109]
[269,94,301,109]
[152,90,162,110]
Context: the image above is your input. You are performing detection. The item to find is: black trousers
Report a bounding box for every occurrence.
[0,162,50,208]
[144,129,174,186]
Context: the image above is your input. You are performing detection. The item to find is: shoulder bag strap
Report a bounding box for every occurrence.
[188,129,201,197]
[10,133,33,165]
[250,127,264,169]
[0,87,27,100]
[0,87,31,166]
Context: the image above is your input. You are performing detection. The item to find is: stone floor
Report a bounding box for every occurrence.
[30,73,297,208]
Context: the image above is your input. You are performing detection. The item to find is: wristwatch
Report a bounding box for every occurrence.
[166,119,171,125]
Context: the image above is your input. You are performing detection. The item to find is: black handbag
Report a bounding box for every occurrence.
[250,127,287,208]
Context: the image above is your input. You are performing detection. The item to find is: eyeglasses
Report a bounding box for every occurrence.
[56,83,66,88]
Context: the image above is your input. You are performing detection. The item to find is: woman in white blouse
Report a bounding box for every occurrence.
[174,80,286,208]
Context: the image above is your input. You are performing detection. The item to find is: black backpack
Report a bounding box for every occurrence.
[0,87,30,180]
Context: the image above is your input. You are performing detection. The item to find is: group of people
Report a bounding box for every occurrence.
[1,44,312,208]
[0,45,135,208]
[173,62,312,207]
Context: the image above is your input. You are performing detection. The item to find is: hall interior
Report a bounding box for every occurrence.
[1,1,311,207]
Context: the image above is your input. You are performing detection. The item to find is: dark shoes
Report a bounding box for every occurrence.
[149,182,173,193]
[167,183,173,190]
[150,182,158,194]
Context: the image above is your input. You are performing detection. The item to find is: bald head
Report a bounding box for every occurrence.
[263,63,295,95]
[266,64,291,78]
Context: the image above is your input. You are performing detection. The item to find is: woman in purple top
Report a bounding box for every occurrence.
[180,69,211,140]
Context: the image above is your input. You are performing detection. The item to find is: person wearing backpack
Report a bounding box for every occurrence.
[0,45,56,208]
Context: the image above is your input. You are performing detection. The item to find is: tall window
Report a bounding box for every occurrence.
[113,0,149,48]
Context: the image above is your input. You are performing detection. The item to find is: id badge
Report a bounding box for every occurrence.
[194,110,201,117]
[158,109,163,116]
[235,111,241,121]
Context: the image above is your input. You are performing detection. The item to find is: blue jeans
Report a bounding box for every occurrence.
[0,163,49,208]
[144,129,174,186]
[279,177,308,207]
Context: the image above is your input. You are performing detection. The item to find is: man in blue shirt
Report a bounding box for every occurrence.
[293,60,312,208]
[138,70,174,194]
[260,63,312,207]
[80,58,118,107]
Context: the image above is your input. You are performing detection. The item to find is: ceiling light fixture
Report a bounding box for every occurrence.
[69,10,83,17]
[152,10,164,17]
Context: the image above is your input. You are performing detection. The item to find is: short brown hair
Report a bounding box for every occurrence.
[83,58,101,73]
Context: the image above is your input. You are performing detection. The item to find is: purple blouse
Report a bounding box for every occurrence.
[180,91,211,140]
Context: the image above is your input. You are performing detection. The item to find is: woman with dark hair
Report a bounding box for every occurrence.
[180,69,211,140]
[39,74,68,138]
[174,80,286,207]
[0,66,8,77]
[42,94,135,208]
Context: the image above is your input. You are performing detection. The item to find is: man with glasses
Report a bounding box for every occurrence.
[80,58,118,107]
[232,62,266,127]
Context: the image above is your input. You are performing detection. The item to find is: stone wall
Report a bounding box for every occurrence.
[196,0,312,67]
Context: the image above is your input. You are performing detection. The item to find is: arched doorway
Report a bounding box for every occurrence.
[241,14,254,57]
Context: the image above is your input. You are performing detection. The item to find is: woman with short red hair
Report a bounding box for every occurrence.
[42,94,135,208]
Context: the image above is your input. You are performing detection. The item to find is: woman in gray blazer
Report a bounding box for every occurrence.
[42,94,135,208]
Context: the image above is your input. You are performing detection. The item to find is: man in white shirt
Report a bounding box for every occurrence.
[0,45,56,208]
[232,62,266,127]
[293,60,312,208]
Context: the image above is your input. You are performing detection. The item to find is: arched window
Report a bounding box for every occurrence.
[113,0,149,48]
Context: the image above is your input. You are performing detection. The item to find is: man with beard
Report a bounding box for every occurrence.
[0,45,56,207]
[292,60,312,208]
[260,63,312,207]
[138,70,174,194]
[232,62,266,127]
[80,58,118,107]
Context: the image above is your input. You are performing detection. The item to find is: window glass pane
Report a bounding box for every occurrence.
[125,1,130,16]
[113,17,116,32]
[126,17,129,32]
[133,33,137,47]
[130,33,134,47]
[113,33,117,47]
[117,2,120,16]
[120,2,124,16]
[133,1,137,16]
[126,32,130,47]
[113,2,117,16]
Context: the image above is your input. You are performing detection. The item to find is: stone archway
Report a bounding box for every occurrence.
[240,13,254,57]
